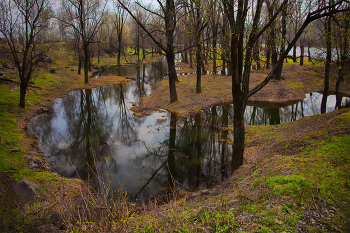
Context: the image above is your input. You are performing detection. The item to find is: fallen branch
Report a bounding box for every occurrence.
[0,77,42,89]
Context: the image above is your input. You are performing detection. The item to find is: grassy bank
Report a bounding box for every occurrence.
[125,109,350,232]
[1,43,349,232]
[0,42,161,232]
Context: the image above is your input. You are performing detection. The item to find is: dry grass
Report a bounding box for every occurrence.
[123,108,350,232]
[0,42,161,232]
[2,43,350,232]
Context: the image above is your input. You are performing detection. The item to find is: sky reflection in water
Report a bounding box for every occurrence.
[29,62,349,201]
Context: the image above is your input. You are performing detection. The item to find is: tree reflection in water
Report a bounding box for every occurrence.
[244,93,350,126]
[29,59,350,204]
[130,111,234,201]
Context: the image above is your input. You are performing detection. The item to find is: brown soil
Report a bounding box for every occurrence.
[133,62,350,117]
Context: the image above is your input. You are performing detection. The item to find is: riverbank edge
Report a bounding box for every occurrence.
[125,107,350,232]
[0,51,349,232]
[0,47,164,231]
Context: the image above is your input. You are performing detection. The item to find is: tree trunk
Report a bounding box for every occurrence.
[201,53,206,75]
[189,47,193,68]
[300,43,304,66]
[227,65,232,76]
[18,80,27,108]
[321,17,332,113]
[195,2,203,88]
[266,45,271,69]
[232,92,245,172]
[78,55,82,75]
[271,46,277,66]
[196,39,202,93]
[270,6,278,68]
[293,45,297,62]
[335,78,342,109]
[222,60,226,75]
[231,23,244,172]
[274,7,286,80]
[204,36,208,65]
[336,15,348,109]
[137,26,140,64]
[212,36,217,74]
[166,52,178,103]
[308,45,312,62]
[335,53,346,110]
[88,51,92,72]
[254,42,261,69]
[238,33,244,79]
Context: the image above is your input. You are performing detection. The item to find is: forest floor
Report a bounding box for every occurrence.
[0,44,350,232]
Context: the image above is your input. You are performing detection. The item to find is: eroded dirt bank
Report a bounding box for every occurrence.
[133,63,350,117]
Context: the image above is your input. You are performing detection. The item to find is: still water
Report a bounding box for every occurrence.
[29,61,349,201]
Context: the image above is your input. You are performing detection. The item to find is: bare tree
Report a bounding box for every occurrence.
[118,0,180,102]
[321,14,332,113]
[222,0,349,172]
[0,0,51,108]
[209,0,221,74]
[111,0,130,66]
[188,0,209,93]
[58,0,107,84]
[273,1,288,80]
[334,10,350,109]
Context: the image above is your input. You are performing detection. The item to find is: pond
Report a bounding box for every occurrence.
[28,61,349,202]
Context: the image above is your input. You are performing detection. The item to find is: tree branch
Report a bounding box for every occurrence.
[117,0,167,52]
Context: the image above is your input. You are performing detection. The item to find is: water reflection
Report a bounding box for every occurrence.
[126,109,233,201]
[29,62,234,201]
[29,61,349,201]
[244,93,350,126]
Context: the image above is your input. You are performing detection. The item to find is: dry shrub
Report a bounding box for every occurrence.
[41,149,136,232]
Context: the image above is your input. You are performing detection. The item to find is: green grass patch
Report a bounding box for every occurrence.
[0,85,24,171]
[263,174,312,197]
[302,135,350,202]
[33,74,60,88]
[13,169,59,184]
